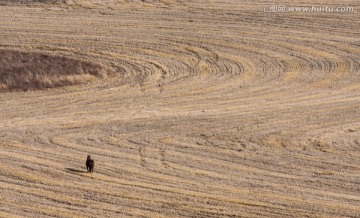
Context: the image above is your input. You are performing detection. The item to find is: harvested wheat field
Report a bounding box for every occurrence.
[0,0,359,217]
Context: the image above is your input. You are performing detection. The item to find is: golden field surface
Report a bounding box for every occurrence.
[0,0,360,217]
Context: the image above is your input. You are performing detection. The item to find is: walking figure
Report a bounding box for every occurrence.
[86,155,95,173]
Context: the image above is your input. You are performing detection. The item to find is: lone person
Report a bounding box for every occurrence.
[86,155,95,173]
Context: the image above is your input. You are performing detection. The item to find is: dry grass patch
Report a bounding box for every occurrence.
[0,49,114,92]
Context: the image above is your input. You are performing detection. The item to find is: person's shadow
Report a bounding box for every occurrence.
[66,168,87,174]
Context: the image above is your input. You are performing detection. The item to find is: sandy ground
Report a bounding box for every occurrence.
[0,0,360,217]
